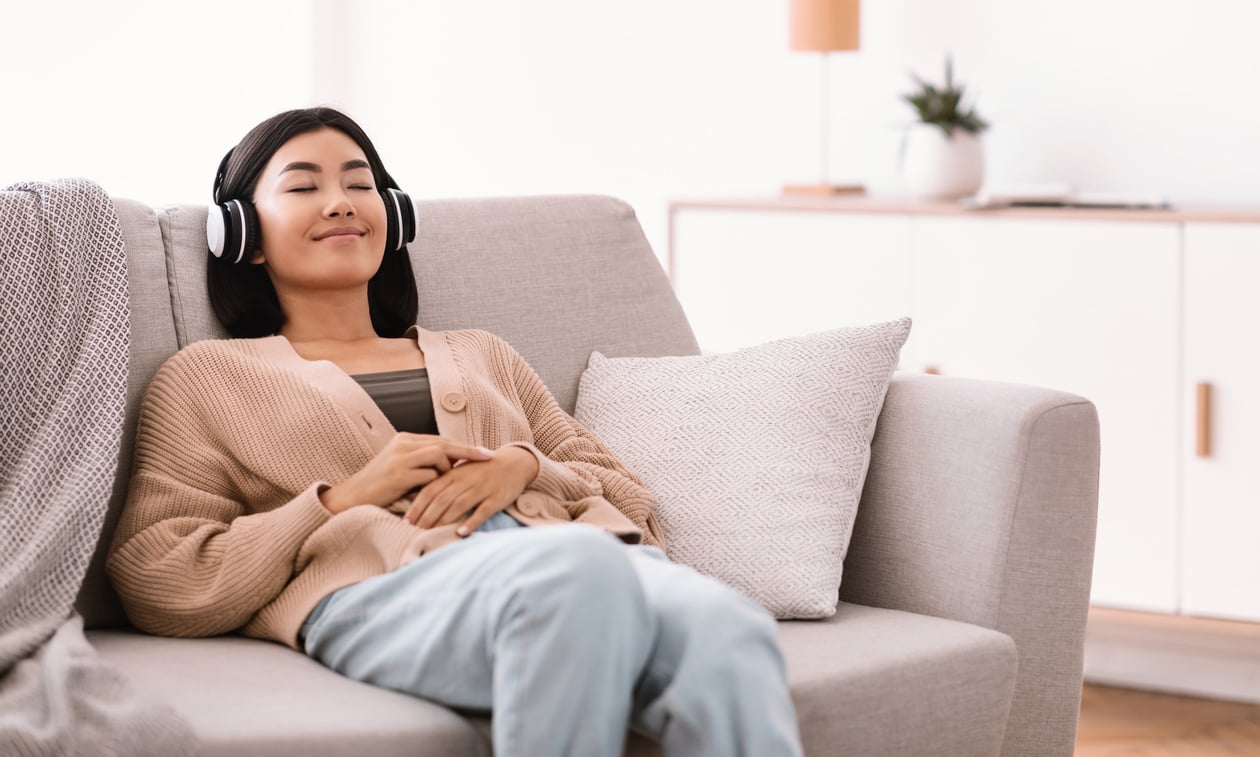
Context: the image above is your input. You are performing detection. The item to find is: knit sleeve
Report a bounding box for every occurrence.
[106,356,333,638]
[485,335,664,548]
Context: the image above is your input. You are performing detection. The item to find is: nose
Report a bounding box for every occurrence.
[324,188,355,219]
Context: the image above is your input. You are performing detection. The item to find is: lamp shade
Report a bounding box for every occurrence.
[789,0,860,52]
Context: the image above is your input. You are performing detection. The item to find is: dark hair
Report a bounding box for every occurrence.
[207,107,418,338]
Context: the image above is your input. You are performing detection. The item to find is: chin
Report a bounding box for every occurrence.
[303,266,379,289]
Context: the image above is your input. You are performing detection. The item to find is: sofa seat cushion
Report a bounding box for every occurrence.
[775,602,1019,757]
[620,602,1018,757]
[88,630,490,757]
[94,601,1016,757]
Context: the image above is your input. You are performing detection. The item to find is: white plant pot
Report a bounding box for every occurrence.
[900,125,985,200]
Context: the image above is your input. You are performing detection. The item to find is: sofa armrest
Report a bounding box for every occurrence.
[840,371,1099,757]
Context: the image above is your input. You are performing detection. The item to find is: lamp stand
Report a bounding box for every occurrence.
[783,52,864,196]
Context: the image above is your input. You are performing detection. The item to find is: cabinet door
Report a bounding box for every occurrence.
[671,209,912,353]
[1182,224,1260,622]
[910,217,1181,613]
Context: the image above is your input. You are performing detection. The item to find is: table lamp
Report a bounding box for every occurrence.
[785,0,863,195]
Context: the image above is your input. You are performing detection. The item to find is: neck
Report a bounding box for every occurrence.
[275,286,378,343]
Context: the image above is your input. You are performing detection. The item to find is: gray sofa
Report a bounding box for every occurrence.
[74,194,1100,757]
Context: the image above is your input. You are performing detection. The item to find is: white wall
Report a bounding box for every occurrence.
[338,0,1260,261]
[865,0,1260,204]
[5,0,1259,263]
[1,1,315,203]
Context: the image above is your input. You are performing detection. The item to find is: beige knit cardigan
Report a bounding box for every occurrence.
[107,326,662,650]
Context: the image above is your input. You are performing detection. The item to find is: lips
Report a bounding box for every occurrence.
[314,226,366,241]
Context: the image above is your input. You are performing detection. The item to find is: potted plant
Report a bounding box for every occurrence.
[900,57,989,200]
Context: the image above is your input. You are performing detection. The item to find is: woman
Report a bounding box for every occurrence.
[108,107,803,757]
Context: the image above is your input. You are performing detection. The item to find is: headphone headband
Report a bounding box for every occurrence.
[211,148,234,205]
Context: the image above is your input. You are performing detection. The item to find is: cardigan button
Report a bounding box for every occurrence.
[516,493,541,517]
[440,391,466,412]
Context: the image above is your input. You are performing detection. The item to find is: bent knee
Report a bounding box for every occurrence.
[529,524,625,565]
[675,583,779,646]
[514,527,645,611]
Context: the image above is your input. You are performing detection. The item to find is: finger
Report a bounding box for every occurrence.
[435,486,488,528]
[404,446,451,474]
[405,475,453,525]
[406,468,441,488]
[394,468,440,506]
[456,494,510,537]
[423,478,481,526]
[415,477,477,529]
[443,440,494,462]
[400,442,489,473]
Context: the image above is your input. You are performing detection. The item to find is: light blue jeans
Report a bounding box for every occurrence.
[299,511,803,757]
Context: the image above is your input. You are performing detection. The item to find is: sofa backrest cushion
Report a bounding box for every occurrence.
[159,194,697,413]
[74,199,181,628]
[78,193,698,629]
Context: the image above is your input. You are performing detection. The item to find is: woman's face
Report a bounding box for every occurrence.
[250,127,388,293]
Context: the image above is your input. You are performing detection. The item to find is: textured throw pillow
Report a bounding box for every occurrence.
[574,318,912,618]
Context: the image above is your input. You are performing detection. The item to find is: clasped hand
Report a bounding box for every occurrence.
[318,433,540,537]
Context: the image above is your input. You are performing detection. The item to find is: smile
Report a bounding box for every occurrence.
[315,227,366,241]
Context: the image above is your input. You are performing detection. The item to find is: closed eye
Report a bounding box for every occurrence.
[349,185,373,191]
[288,187,316,193]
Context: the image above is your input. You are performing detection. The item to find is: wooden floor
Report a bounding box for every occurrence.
[1077,684,1260,756]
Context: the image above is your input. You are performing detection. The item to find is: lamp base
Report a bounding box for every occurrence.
[781,183,865,196]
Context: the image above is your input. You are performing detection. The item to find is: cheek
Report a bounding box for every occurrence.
[251,208,307,271]
[364,197,389,233]
[255,200,305,247]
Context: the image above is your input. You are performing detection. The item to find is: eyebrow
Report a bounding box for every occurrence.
[278,159,372,175]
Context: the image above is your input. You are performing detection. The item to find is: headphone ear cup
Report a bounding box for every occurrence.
[240,200,261,262]
[381,188,419,253]
[206,199,260,264]
[207,204,230,259]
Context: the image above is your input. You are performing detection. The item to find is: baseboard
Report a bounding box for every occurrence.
[1083,606,1260,704]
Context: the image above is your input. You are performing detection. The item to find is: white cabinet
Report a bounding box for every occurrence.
[1182,223,1260,622]
[670,199,1260,624]
[909,217,1182,613]
[671,209,912,353]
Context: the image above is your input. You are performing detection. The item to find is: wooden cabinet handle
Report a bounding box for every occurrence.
[1196,382,1212,458]
[923,366,941,375]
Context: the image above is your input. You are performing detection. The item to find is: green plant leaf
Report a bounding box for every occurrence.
[902,55,988,133]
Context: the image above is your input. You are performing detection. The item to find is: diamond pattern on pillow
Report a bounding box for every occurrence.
[574,318,911,618]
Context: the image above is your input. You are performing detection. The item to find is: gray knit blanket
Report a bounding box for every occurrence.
[0,179,195,756]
